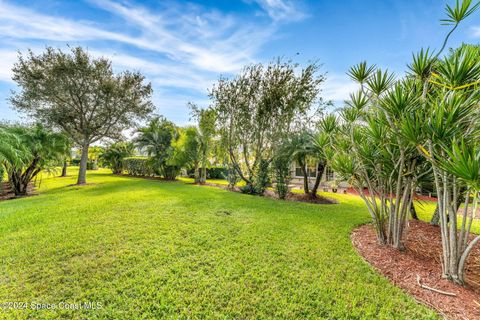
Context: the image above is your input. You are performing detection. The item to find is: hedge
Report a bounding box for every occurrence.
[207,167,228,179]
[186,167,228,179]
[123,157,154,176]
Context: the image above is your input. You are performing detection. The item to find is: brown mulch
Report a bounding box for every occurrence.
[352,221,480,319]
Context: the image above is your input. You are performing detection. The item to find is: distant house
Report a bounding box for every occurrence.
[289,161,348,189]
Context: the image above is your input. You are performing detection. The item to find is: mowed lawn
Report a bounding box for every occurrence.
[0,169,438,319]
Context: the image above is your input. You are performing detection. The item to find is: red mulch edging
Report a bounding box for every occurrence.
[352,221,480,319]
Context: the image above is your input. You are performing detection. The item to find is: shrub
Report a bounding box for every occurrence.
[100,142,135,174]
[123,157,153,176]
[207,167,228,179]
[71,158,81,166]
[253,159,270,195]
[227,164,240,189]
[273,157,291,200]
[239,184,257,194]
[86,160,98,170]
[162,165,180,180]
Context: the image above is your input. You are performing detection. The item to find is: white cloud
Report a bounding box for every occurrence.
[472,26,480,37]
[323,74,358,103]
[248,0,306,22]
[0,49,18,82]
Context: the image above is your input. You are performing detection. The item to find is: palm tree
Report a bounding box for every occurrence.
[135,116,180,180]
[100,142,135,174]
[2,124,69,196]
[409,45,480,283]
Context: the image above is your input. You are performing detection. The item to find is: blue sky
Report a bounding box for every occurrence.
[0,0,479,124]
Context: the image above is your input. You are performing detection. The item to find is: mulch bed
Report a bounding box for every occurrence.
[352,221,480,319]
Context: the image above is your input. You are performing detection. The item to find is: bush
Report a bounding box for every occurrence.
[123,157,153,176]
[162,165,180,180]
[186,167,228,179]
[239,184,258,195]
[86,160,98,170]
[273,157,291,200]
[71,158,81,166]
[253,159,270,195]
[227,164,240,189]
[207,167,228,179]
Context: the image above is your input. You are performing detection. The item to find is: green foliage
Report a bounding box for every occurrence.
[11,46,153,184]
[211,59,326,186]
[100,142,135,174]
[438,139,480,190]
[0,124,70,196]
[135,116,180,180]
[0,165,4,191]
[272,155,291,200]
[207,167,228,179]
[441,0,480,25]
[123,157,153,177]
[226,164,240,189]
[253,159,270,195]
[189,103,217,184]
[239,184,259,195]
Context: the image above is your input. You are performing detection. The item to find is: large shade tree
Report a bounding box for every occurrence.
[11,46,154,185]
[210,59,326,193]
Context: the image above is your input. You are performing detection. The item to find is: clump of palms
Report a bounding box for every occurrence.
[135,116,181,180]
[0,124,69,196]
[100,142,135,174]
[332,0,480,284]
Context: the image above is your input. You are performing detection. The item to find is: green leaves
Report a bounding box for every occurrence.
[441,0,480,25]
[438,139,480,190]
[408,48,435,80]
[379,81,418,117]
[434,45,480,88]
[366,69,395,97]
[347,61,376,84]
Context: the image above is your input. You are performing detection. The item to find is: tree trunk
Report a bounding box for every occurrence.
[430,193,462,225]
[200,167,207,184]
[61,160,68,177]
[430,205,440,225]
[194,162,200,184]
[310,162,326,198]
[410,201,419,220]
[299,160,309,194]
[77,142,89,185]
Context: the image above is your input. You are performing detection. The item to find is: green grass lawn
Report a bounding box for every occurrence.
[0,168,439,319]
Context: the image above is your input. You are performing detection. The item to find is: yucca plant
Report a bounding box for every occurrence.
[334,62,422,249]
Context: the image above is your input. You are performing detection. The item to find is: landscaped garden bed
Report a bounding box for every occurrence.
[352,221,480,319]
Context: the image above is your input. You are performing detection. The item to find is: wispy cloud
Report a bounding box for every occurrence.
[323,74,357,104]
[247,0,306,22]
[472,26,480,37]
[0,0,307,121]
